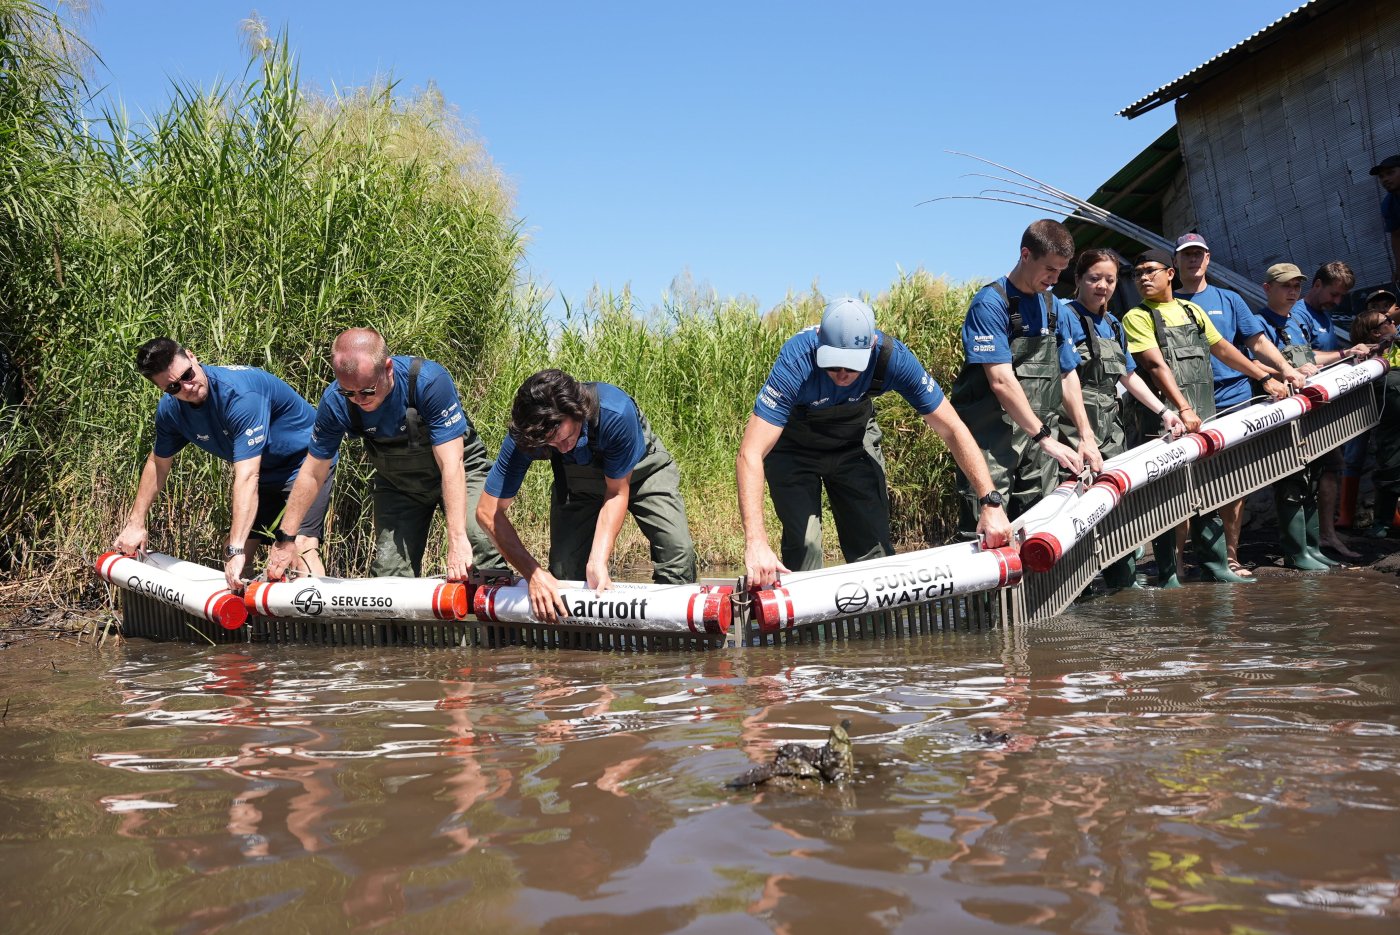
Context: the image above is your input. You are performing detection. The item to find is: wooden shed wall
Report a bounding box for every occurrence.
[1176,0,1399,287]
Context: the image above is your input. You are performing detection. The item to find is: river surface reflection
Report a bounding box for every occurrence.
[2,570,1398,933]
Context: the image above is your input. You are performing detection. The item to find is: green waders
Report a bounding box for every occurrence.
[548,395,696,585]
[1267,337,1339,570]
[1124,302,1251,586]
[950,287,1063,536]
[764,340,895,572]
[1064,302,1136,589]
[1366,372,1400,536]
[352,358,504,577]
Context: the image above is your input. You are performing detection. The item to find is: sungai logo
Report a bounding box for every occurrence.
[1144,447,1187,481]
[292,586,324,616]
[833,583,870,614]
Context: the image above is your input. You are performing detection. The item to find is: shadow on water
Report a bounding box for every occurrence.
[1,570,1398,933]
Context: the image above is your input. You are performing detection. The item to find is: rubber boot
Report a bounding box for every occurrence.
[1366,488,1400,538]
[1101,552,1139,590]
[1337,472,1359,529]
[1304,502,1342,567]
[1194,512,1256,584]
[1275,489,1329,571]
[1152,531,1182,588]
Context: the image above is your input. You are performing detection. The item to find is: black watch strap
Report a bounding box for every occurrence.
[274,528,296,544]
[1030,423,1051,444]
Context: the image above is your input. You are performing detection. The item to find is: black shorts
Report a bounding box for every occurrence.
[251,463,336,544]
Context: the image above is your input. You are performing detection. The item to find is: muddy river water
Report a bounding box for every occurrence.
[1,569,1398,934]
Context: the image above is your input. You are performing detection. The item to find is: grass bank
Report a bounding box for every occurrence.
[0,6,980,601]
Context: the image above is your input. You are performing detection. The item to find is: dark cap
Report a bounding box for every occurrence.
[1174,231,1209,253]
[1370,155,1400,175]
[1133,248,1175,269]
[1366,287,1398,307]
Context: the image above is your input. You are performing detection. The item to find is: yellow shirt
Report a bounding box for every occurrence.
[1122,299,1223,354]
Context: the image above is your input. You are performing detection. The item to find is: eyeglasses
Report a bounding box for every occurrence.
[1132,266,1170,279]
[163,366,196,395]
[335,383,380,399]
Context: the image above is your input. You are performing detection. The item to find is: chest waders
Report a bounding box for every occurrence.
[547,385,696,584]
[1367,372,1400,537]
[949,285,1063,535]
[1120,303,1254,586]
[1063,303,1129,459]
[1258,323,1340,570]
[1062,305,1140,590]
[349,357,503,577]
[763,340,895,572]
[1124,301,1216,446]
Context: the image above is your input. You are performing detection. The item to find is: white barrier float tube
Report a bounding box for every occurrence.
[1020,481,1122,573]
[1300,357,1388,404]
[1098,432,1211,498]
[243,577,467,621]
[95,551,249,630]
[471,580,734,634]
[1198,394,1313,454]
[752,543,1022,632]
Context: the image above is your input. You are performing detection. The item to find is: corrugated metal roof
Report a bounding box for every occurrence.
[1117,0,1349,119]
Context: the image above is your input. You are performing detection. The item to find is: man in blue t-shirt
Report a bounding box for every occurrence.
[1173,232,1304,577]
[476,369,695,622]
[737,297,1011,585]
[264,328,502,582]
[1293,261,1355,353]
[1371,154,1400,275]
[113,337,331,590]
[949,219,1096,535]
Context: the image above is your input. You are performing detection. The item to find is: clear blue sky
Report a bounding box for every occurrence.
[80,1,1299,311]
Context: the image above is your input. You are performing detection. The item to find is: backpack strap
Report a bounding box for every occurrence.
[1069,300,1100,363]
[867,334,895,394]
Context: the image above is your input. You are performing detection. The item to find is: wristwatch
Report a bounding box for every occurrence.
[224,545,245,559]
[978,490,1004,509]
[1030,423,1051,444]
[273,528,296,544]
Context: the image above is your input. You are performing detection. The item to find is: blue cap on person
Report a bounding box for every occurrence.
[1175,231,1209,253]
[816,298,876,371]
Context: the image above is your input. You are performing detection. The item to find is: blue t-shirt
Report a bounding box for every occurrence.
[1177,285,1263,407]
[308,356,467,459]
[484,382,648,499]
[752,328,946,427]
[1255,308,1314,358]
[1061,300,1135,375]
[961,277,1080,373]
[1383,192,1400,234]
[153,365,315,486]
[1292,298,1338,352]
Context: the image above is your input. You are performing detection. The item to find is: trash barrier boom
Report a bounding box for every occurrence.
[472,580,734,634]
[244,576,468,621]
[1021,359,1387,572]
[95,551,248,630]
[751,542,1023,632]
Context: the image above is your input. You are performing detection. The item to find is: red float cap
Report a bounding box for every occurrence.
[472,585,498,622]
[1201,429,1225,455]
[753,588,789,633]
[433,582,469,621]
[992,546,1024,586]
[1100,469,1132,496]
[1020,533,1063,574]
[211,593,249,630]
[703,586,733,634]
[1301,384,1330,403]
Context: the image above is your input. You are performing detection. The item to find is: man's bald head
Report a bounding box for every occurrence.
[331,328,388,381]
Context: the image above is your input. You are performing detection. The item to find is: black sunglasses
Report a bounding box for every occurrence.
[336,383,380,399]
[163,366,196,395]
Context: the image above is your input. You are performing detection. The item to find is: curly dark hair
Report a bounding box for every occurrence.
[508,369,598,450]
